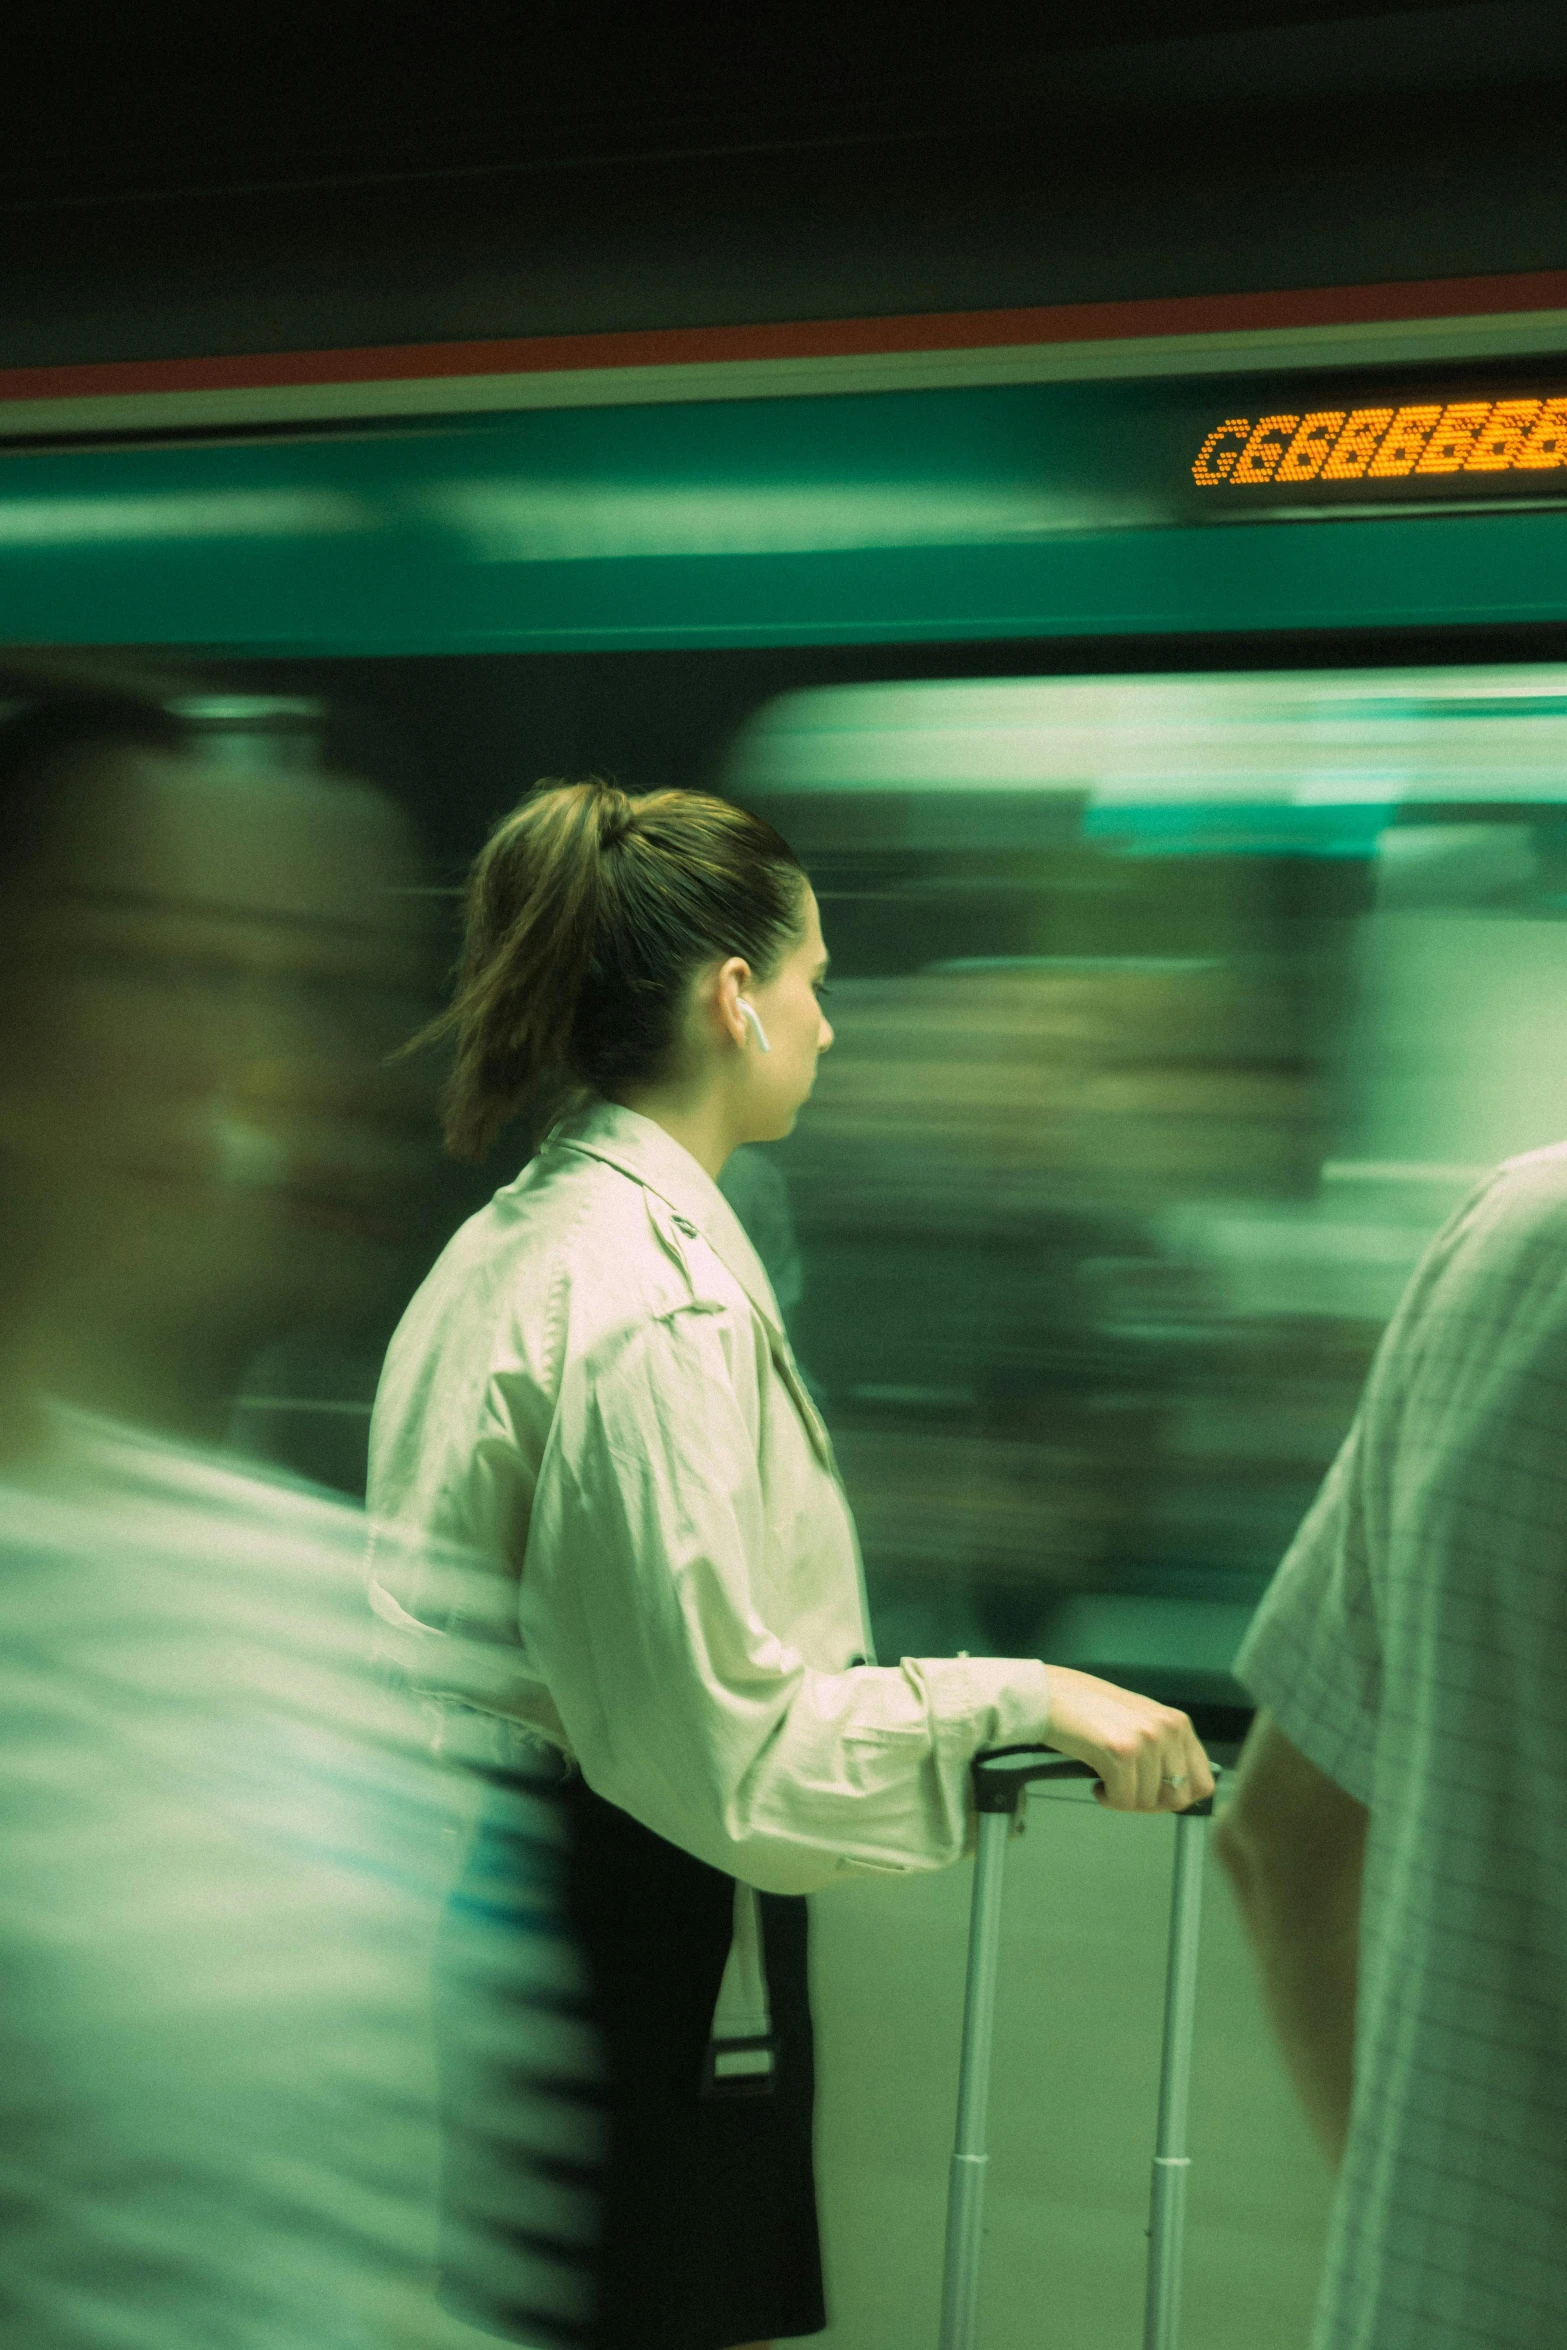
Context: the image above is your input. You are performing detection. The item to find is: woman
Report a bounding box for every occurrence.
[368,777,1213,2350]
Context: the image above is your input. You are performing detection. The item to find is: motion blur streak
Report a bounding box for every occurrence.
[0,687,600,2350]
[0,491,370,546]
[727,664,1567,1676]
[421,475,1101,562]
[0,1436,599,2349]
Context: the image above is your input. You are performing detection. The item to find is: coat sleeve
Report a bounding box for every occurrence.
[516,1303,1054,1895]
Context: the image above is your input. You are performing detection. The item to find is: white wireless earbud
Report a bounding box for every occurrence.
[738,1000,771,1053]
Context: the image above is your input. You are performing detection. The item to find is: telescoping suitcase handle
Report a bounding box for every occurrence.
[972,1745,1217,1820]
[939,1748,1221,2350]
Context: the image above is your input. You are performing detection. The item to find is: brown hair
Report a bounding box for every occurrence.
[422,777,807,1160]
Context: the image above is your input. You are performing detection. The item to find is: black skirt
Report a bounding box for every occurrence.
[440,1764,826,2350]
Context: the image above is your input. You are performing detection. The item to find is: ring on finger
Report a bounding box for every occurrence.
[1160,1772,1188,1788]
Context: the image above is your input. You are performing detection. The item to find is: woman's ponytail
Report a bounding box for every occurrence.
[412,774,804,1163]
[413,779,620,1159]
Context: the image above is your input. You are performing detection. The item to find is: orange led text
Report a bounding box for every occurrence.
[1192,396,1567,486]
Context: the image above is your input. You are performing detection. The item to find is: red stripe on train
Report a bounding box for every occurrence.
[2,271,1566,405]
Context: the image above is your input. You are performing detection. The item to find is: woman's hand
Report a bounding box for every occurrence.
[1041,1666,1215,1812]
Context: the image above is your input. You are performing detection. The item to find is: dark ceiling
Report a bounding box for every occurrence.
[2,2,1561,368]
[4,1,1560,209]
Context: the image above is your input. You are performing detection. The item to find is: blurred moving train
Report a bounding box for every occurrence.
[729,661,1567,1684]
[4,277,1567,1727]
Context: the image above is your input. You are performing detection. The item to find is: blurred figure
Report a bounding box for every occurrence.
[730,676,1379,1673]
[769,957,1335,1656]
[0,681,598,2349]
[1218,1145,1567,2348]
[0,688,428,1434]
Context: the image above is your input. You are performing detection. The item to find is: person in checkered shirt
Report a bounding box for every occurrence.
[1218,1142,1567,2349]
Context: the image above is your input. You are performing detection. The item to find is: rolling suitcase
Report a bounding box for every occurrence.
[938,1747,1223,2350]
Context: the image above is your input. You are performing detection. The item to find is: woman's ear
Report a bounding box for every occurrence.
[713,955,754,1049]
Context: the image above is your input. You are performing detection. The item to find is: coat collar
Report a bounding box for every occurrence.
[547,1101,786,1341]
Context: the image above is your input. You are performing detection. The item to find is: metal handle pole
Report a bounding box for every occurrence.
[938,1808,1012,2350]
[1143,1805,1211,2350]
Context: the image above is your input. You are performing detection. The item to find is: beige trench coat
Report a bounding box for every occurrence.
[367,1102,1054,2050]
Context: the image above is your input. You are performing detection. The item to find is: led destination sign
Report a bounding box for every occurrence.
[1192,395,1567,493]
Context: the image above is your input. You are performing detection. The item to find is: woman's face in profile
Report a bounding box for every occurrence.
[745,884,834,1141]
